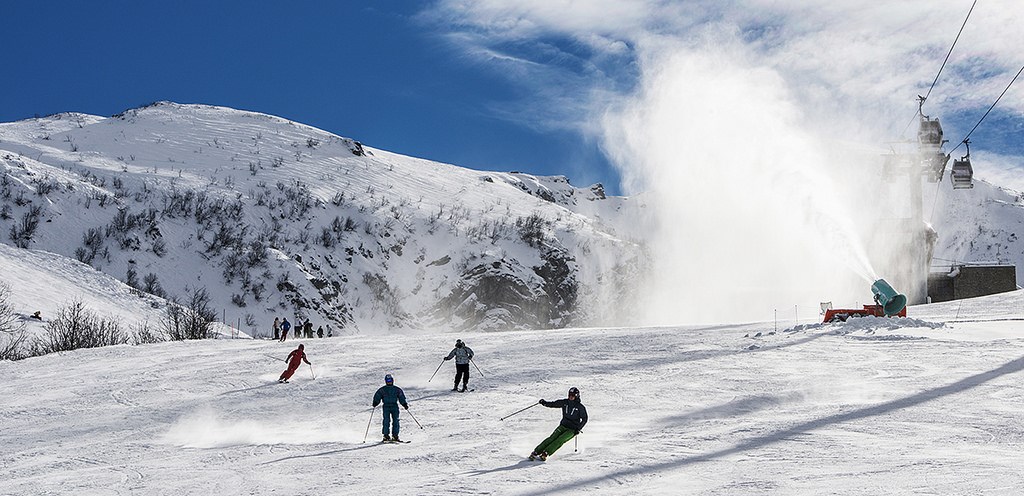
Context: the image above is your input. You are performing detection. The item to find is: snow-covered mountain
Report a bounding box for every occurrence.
[0,102,647,336]
[932,176,1024,270]
[1,101,1022,341]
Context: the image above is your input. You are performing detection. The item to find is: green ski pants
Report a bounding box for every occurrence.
[534,425,576,455]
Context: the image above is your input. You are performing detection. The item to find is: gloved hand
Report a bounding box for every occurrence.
[404,405,409,410]
[539,399,546,405]
[443,356,451,360]
[574,429,581,435]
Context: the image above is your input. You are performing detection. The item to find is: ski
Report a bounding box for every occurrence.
[380,440,411,444]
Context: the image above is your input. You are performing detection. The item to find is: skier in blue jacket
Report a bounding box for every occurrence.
[279,318,291,342]
[372,374,409,442]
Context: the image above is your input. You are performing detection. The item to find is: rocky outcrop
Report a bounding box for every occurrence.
[432,248,579,332]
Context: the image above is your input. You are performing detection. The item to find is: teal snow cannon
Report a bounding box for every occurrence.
[871,279,907,316]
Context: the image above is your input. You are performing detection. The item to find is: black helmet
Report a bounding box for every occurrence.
[456,339,464,348]
[568,387,579,397]
[384,374,394,384]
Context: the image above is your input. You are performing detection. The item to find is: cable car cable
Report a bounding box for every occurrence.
[949,62,1024,155]
[899,0,978,139]
[923,0,977,103]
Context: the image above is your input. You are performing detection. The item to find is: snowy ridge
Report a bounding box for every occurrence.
[0,102,644,335]
[0,242,167,334]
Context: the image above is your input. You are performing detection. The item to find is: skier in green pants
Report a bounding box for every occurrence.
[530,387,588,461]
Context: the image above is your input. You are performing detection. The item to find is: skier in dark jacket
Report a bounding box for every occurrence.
[530,387,587,461]
[372,374,409,442]
[278,344,311,383]
[443,339,474,392]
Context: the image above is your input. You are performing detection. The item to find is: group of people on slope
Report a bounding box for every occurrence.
[273,316,329,341]
[275,338,588,460]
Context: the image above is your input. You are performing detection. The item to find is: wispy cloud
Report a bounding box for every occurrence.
[426,0,1023,140]
[424,0,1024,324]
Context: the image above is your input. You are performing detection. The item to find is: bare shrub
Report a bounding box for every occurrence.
[0,283,20,334]
[131,321,164,345]
[9,205,43,248]
[152,236,167,257]
[161,287,217,340]
[125,266,140,289]
[516,213,550,248]
[143,273,165,297]
[76,227,105,264]
[0,283,27,360]
[0,330,27,360]
[35,301,128,353]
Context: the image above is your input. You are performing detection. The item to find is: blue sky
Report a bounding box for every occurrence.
[0,1,623,193]
[3,1,1021,197]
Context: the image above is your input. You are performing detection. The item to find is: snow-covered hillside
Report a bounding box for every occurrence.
[0,242,165,334]
[0,103,646,336]
[932,176,1024,273]
[1,101,1022,342]
[3,282,1024,494]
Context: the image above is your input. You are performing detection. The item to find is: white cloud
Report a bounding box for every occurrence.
[428,0,1024,136]
[425,0,1024,324]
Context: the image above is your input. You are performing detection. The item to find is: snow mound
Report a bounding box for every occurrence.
[831,315,946,332]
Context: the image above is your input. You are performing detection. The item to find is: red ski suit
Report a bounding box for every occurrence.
[279,347,310,381]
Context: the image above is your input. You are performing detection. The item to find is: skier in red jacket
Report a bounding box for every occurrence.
[278,344,311,383]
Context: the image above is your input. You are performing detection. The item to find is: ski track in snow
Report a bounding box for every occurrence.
[3,291,1024,494]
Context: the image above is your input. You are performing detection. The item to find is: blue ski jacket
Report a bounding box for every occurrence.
[373,384,408,409]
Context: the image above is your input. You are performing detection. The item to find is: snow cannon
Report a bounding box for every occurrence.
[871,279,907,317]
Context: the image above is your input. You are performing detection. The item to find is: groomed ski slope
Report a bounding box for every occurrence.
[3,291,1024,495]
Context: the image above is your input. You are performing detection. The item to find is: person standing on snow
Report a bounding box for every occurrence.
[443,339,474,392]
[278,344,311,383]
[529,387,587,461]
[279,318,291,342]
[372,374,409,442]
[273,317,281,340]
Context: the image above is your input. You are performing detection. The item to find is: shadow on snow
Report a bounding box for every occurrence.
[526,354,1024,495]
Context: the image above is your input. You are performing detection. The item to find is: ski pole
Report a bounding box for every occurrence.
[575,434,578,452]
[362,406,377,443]
[405,408,424,429]
[500,402,540,421]
[308,363,316,380]
[264,354,285,362]
[470,358,485,378]
[427,359,445,382]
